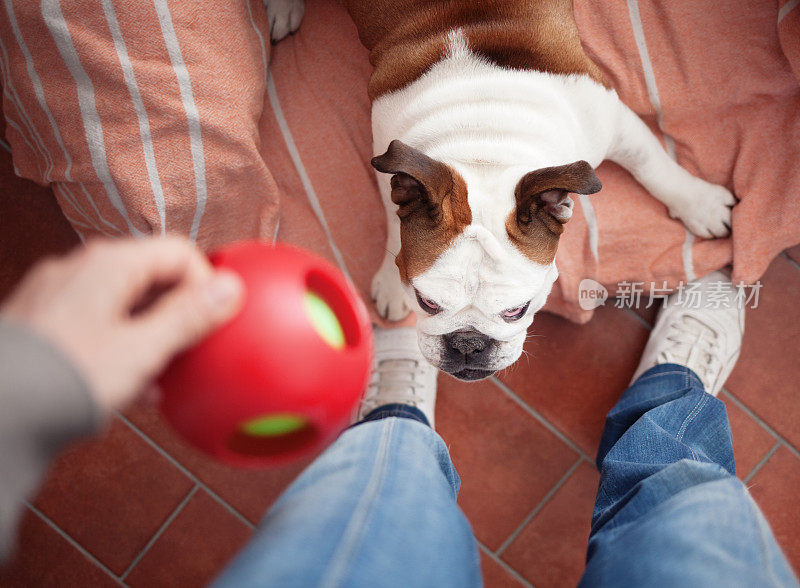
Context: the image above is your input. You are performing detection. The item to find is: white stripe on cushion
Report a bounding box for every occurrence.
[4,0,70,181]
[42,0,142,236]
[578,194,599,262]
[153,0,207,240]
[55,183,100,229]
[5,0,121,235]
[779,0,799,23]
[0,35,53,180]
[63,184,120,236]
[2,113,39,165]
[0,129,100,238]
[243,2,281,246]
[101,0,166,235]
[244,0,351,278]
[54,189,96,232]
[626,0,696,281]
[76,183,125,234]
[266,72,353,282]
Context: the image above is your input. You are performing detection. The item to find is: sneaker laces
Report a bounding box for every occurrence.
[360,358,428,414]
[659,315,722,381]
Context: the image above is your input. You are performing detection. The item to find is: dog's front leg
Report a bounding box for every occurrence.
[371,185,412,321]
[606,103,736,239]
[263,0,305,43]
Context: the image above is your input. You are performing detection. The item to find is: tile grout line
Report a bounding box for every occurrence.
[119,484,199,581]
[720,389,800,460]
[24,501,125,586]
[496,457,585,556]
[114,411,258,531]
[743,441,782,485]
[489,376,594,462]
[477,540,535,588]
[781,251,800,273]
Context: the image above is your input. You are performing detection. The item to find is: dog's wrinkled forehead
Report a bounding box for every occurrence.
[414,226,556,310]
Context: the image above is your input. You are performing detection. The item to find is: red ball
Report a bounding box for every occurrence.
[159,241,373,467]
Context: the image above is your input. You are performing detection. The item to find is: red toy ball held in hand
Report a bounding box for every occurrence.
[159,241,373,467]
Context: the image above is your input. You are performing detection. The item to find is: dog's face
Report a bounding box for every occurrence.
[373,140,601,381]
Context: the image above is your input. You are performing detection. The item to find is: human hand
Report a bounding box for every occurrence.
[1,237,244,411]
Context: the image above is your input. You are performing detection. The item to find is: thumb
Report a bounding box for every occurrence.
[132,269,245,366]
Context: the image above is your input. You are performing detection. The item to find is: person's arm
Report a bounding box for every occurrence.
[0,237,243,562]
[0,321,103,561]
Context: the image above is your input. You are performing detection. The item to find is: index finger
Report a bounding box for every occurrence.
[80,236,215,313]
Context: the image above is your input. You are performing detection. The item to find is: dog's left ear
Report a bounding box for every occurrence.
[370,140,458,223]
[513,161,601,234]
[371,140,471,282]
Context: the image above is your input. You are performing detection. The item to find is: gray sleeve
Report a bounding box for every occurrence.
[0,319,105,562]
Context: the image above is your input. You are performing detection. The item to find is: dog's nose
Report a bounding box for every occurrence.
[445,330,489,356]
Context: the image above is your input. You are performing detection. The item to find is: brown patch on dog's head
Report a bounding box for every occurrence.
[506,161,601,264]
[372,140,471,282]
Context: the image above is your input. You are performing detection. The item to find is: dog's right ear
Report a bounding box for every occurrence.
[513,161,602,232]
[506,160,601,265]
[371,140,458,224]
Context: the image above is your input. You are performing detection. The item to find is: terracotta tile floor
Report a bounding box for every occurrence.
[1,158,799,587]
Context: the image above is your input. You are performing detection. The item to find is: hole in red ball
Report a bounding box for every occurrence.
[305,270,361,349]
[226,420,319,458]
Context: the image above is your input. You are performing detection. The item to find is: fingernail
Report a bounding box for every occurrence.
[204,271,243,310]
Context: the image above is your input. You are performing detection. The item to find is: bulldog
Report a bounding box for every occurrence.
[266,0,736,381]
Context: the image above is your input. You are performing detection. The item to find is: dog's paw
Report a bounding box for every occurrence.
[667,179,736,239]
[371,258,411,321]
[264,0,305,43]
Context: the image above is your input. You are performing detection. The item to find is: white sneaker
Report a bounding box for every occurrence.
[631,270,745,396]
[357,326,438,427]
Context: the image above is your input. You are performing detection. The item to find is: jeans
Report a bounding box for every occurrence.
[214,407,480,587]
[214,364,798,587]
[581,364,797,587]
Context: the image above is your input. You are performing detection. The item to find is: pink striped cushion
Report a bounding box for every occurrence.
[1,0,279,244]
[1,0,799,323]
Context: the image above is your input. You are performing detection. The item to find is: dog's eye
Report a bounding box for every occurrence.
[415,289,441,315]
[502,301,531,322]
